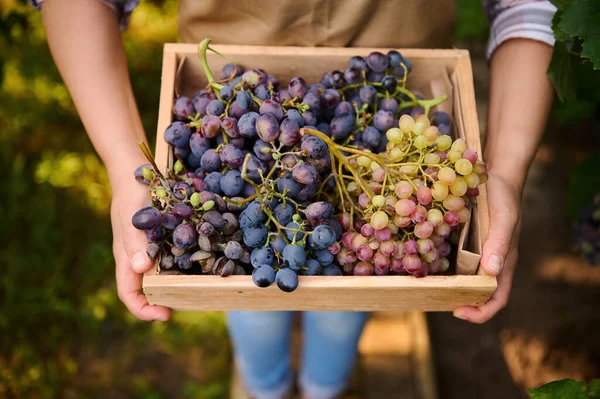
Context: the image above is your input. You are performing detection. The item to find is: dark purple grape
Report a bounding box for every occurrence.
[379,98,399,114]
[204,172,223,194]
[274,203,295,226]
[197,221,215,237]
[251,247,275,268]
[276,90,292,103]
[242,69,266,88]
[173,96,194,120]
[374,110,396,132]
[276,268,299,292]
[437,124,451,136]
[311,225,336,249]
[359,85,378,107]
[344,68,363,85]
[175,253,192,270]
[172,203,193,219]
[162,213,182,230]
[362,126,382,149]
[236,91,253,110]
[164,122,192,147]
[330,70,347,89]
[259,100,284,121]
[220,170,244,197]
[330,112,355,140]
[381,76,398,93]
[187,152,202,168]
[206,99,225,116]
[243,225,269,248]
[304,202,334,227]
[201,210,225,230]
[256,113,280,142]
[410,107,425,118]
[282,244,306,271]
[160,254,174,269]
[316,123,331,136]
[220,117,240,138]
[431,111,451,126]
[191,91,216,115]
[219,144,244,168]
[146,227,164,243]
[222,212,239,235]
[270,236,286,254]
[225,241,245,260]
[254,84,271,101]
[321,89,341,109]
[312,152,331,173]
[174,145,190,160]
[278,118,301,146]
[296,182,318,201]
[200,149,221,172]
[301,135,327,159]
[367,51,389,73]
[253,265,275,288]
[277,173,302,197]
[238,112,259,138]
[134,164,152,184]
[221,63,242,79]
[285,109,305,127]
[321,72,334,88]
[302,92,322,111]
[242,183,255,197]
[302,111,318,126]
[253,139,273,161]
[366,70,385,82]
[173,182,193,200]
[349,56,369,71]
[322,264,342,276]
[334,101,354,116]
[281,154,299,169]
[308,83,327,94]
[200,115,221,138]
[173,223,197,249]
[292,162,319,184]
[288,77,308,100]
[228,102,248,119]
[244,155,266,183]
[190,176,206,192]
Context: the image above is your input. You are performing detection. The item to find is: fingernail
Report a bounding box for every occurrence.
[488,255,502,274]
[454,312,468,321]
[132,251,148,270]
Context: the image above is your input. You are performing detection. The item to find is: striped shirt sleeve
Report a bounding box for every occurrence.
[29,0,139,31]
[483,0,557,59]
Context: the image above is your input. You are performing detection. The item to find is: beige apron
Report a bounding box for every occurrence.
[177,0,457,49]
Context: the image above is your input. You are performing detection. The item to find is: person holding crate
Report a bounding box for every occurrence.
[33,0,556,398]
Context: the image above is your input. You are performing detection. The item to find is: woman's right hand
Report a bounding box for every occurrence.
[110,174,171,321]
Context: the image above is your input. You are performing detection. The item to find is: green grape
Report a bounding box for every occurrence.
[386,127,404,144]
[455,159,473,176]
[414,135,428,149]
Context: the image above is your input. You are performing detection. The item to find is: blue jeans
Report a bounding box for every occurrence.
[227,311,369,399]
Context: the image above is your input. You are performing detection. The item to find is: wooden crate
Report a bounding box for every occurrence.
[144,43,497,311]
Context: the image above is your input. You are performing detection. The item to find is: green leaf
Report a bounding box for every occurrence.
[549,0,572,9]
[558,0,600,69]
[589,379,600,398]
[568,151,600,220]
[552,9,570,42]
[528,379,587,399]
[547,41,577,101]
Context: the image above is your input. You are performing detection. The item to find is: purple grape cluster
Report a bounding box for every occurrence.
[574,193,600,266]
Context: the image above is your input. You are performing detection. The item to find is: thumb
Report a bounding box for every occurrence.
[481,209,518,276]
[123,223,155,274]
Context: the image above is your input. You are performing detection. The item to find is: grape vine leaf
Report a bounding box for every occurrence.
[551,9,570,42]
[547,41,577,101]
[557,0,600,69]
[590,379,600,398]
[528,379,588,399]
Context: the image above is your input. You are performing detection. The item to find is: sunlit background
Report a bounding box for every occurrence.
[1,0,598,398]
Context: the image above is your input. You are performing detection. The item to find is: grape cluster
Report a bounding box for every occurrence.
[132,38,489,292]
[574,193,600,266]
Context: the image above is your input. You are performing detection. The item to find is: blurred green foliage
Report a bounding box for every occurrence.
[0,1,230,397]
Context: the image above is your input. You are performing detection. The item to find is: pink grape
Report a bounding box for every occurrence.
[466,187,480,197]
[341,232,357,248]
[473,160,488,175]
[414,222,434,239]
[390,258,405,273]
[430,233,445,246]
[443,194,465,212]
[437,241,451,257]
[374,263,390,275]
[372,168,385,182]
[395,199,416,216]
[343,263,354,275]
[350,234,368,252]
[417,238,434,254]
[353,218,365,231]
[411,205,428,223]
[374,227,392,242]
[404,240,418,255]
[339,213,351,230]
[394,214,412,227]
[434,223,451,237]
[353,261,374,276]
[424,167,439,182]
[328,242,341,255]
[385,195,397,207]
[373,251,391,269]
[395,181,413,199]
[412,263,429,278]
[393,242,405,258]
[462,150,478,164]
[337,247,357,265]
[436,151,448,162]
[356,244,374,262]
[422,248,439,263]
[368,239,381,250]
[444,211,460,226]
[380,240,398,257]
[417,187,432,205]
[402,255,422,273]
[361,223,375,237]
[412,179,424,193]
[371,211,389,230]
[428,259,443,273]
[358,193,370,209]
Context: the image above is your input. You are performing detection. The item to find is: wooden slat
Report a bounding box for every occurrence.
[144,275,496,311]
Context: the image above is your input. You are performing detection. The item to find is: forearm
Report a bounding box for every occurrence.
[41,0,146,185]
[484,38,554,190]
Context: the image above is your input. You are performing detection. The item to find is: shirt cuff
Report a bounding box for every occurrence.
[487,1,557,60]
[30,0,139,31]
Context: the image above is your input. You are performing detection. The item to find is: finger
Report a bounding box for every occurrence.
[453,253,515,323]
[481,206,518,276]
[121,212,155,274]
[114,240,171,321]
